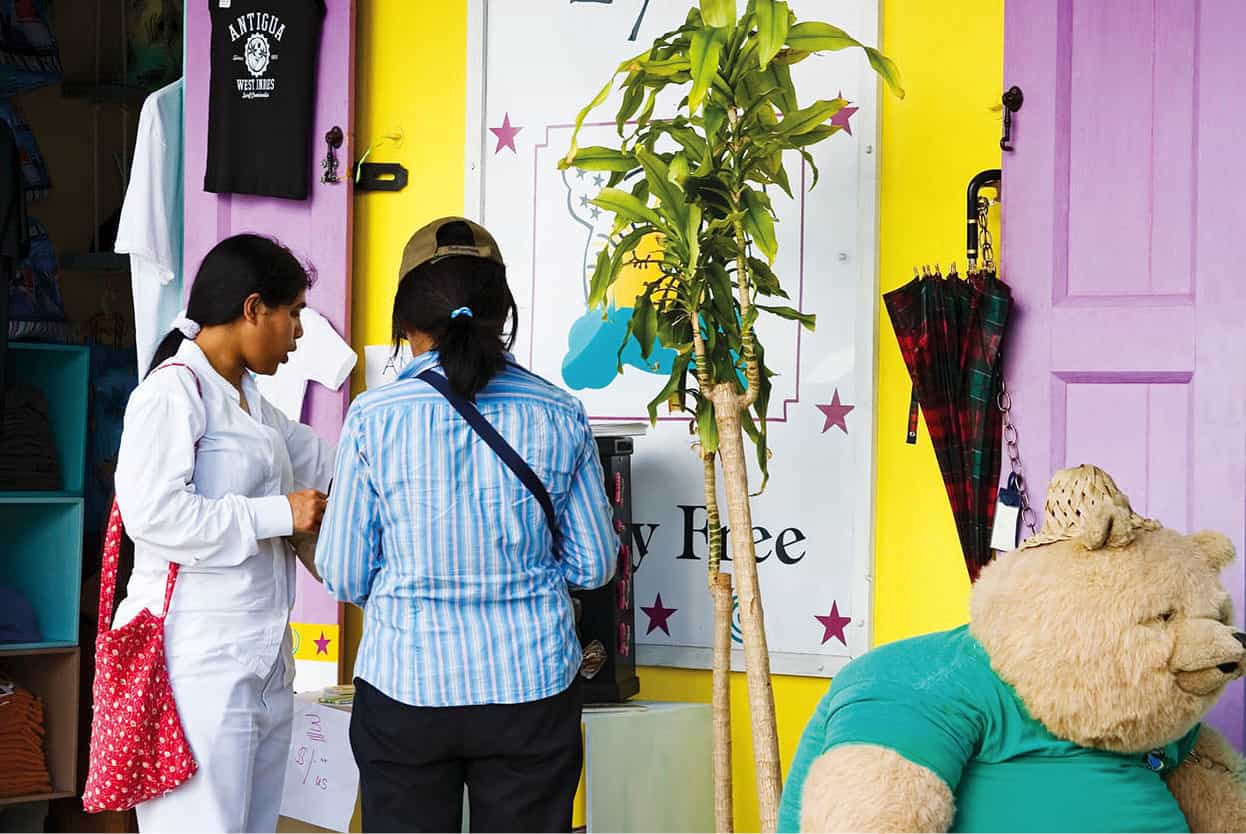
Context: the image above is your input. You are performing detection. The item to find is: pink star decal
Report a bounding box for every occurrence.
[314,631,331,655]
[816,388,855,434]
[641,594,678,636]
[830,92,859,136]
[816,602,852,646]
[490,113,522,154]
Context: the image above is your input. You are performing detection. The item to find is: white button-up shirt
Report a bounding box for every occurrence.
[113,340,335,681]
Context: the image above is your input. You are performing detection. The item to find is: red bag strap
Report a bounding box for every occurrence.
[97,363,203,635]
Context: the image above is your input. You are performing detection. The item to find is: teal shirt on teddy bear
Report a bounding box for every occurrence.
[779,626,1201,833]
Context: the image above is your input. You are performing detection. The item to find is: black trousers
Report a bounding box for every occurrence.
[350,677,584,833]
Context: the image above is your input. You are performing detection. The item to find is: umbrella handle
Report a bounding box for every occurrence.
[967,169,1001,267]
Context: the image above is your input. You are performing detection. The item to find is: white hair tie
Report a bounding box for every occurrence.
[172,311,201,340]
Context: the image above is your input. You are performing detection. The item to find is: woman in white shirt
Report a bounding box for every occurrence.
[110,234,336,833]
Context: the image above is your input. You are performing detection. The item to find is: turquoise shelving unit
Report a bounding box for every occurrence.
[1,343,89,498]
[0,342,89,805]
[0,498,85,649]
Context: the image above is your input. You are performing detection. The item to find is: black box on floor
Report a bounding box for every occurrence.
[572,435,639,703]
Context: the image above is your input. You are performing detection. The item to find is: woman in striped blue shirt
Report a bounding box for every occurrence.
[316,217,618,833]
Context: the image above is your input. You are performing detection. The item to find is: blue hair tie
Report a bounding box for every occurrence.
[450,307,474,320]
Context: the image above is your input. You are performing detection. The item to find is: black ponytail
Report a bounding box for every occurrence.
[392,225,518,399]
[145,234,312,377]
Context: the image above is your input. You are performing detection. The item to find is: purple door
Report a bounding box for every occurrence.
[183,0,356,681]
[1003,0,1246,746]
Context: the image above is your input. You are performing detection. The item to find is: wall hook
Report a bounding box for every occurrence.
[321,126,344,184]
[1000,86,1024,152]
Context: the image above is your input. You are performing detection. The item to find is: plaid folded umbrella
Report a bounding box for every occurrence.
[884,267,1012,581]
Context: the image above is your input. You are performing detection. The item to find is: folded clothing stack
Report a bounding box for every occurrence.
[0,681,53,798]
[0,384,60,491]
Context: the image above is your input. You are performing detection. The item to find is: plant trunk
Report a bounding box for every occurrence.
[711,382,782,833]
[710,570,734,833]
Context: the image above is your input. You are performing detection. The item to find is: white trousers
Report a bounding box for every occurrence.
[136,650,293,833]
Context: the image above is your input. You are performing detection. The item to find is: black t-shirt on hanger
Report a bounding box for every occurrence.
[204,0,326,201]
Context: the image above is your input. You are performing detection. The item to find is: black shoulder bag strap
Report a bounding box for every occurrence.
[417,370,561,556]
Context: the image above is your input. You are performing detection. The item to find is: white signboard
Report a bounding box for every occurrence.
[466,0,879,675]
[280,697,359,832]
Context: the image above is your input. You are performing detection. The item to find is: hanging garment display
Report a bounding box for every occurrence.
[204,0,326,200]
[126,0,184,89]
[116,79,184,376]
[8,216,66,340]
[1,120,24,397]
[0,0,62,97]
[0,99,50,198]
[84,344,138,533]
[253,307,355,420]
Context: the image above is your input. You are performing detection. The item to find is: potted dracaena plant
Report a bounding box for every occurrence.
[560,0,902,830]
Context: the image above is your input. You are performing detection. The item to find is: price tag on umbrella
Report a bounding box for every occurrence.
[991,474,1023,552]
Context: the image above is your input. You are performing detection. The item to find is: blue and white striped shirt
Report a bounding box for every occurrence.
[315,351,618,707]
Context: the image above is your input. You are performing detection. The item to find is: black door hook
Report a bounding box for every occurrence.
[321,126,344,184]
[1000,86,1024,152]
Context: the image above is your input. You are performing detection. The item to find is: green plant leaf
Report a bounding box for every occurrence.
[669,152,691,185]
[774,48,811,65]
[742,189,778,264]
[755,0,789,69]
[614,313,637,373]
[638,87,659,126]
[704,262,741,350]
[635,147,689,229]
[616,80,645,135]
[686,202,703,268]
[785,21,905,98]
[699,0,736,29]
[775,98,846,137]
[689,27,728,114]
[566,146,638,173]
[657,310,694,351]
[788,124,840,148]
[593,224,652,311]
[633,289,659,360]
[639,57,694,77]
[561,74,616,168]
[768,60,799,113]
[756,303,816,330]
[593,187,664,229]
[695,394,720,453]
[704,104,727,149]
[748,256,789,298]
[798,146,821,188]
[647,351,693,424]
[587,247,615,311]
[742,303,759,333]
[764,149,794,199]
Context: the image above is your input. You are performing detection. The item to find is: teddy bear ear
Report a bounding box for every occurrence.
[1190,531,1235,570]
[1075,500,1135,551]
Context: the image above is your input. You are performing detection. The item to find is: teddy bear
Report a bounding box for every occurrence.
[780,464,1246,832]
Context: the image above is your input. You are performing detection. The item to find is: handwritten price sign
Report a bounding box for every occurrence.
[280,700,359,831]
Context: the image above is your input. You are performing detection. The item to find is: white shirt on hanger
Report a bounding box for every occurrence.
[254,307,357,421]
[113,339,335,683]
[115,79,184,378]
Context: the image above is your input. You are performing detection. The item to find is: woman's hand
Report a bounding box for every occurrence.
[288,489,328,534]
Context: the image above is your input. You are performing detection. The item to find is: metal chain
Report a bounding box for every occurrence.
[977,196,996,273]
[981,191,1037,534]
[998,376,1037,534]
